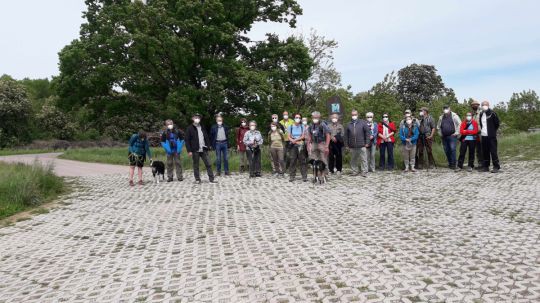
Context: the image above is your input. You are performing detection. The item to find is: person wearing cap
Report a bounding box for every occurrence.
[417,107,437,169]
[365,112,378,173]
[399,115,419,172]
[328,113,345,176]
[288,113,308,182]
[306,111,332,180]
[345,109,371,177]
[185,114,217,184]
[437,105,461,170]
[210,114,230,176]
[268,122,286,177]
[161,119,184,182]
[243,120,264,178]
[470,100,484,169]
[280,111,295,170]
[236,118,249,173]
[458,112,479,172]
[377,113,396,170]
[479,101,501,173]
[399,109,420,129]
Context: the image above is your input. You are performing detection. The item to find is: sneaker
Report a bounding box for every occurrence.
[216,172,221,177]
[289,178,294,182]
[350,172,360,176]
[410,168,416,172]
[178,177,184,181]
[272,172,279,177]
[129,180,134,187]
[138,180,143,186]
[467,167,473,172]
[195,179,202,184]
[302,178,308,182]
[225,172,231,176]
[491,168,500,173]
[167,178,173,182]
[209,179,218,183]
[360,173,367,178]
[336,171,342,177]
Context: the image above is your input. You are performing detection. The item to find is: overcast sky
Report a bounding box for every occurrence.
[1,0,539,103]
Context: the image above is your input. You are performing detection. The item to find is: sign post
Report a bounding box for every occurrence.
[326,96,344,121]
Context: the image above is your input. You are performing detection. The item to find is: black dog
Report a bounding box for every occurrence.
[150,160,165,184]
[308,159,327,184]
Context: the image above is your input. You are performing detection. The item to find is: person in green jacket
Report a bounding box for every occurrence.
[128,131,152,186]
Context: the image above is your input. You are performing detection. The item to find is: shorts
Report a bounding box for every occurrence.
[129,153,146,168]
[309,143,328,165]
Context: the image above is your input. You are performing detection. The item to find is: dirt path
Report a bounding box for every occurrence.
[0,153,128,177]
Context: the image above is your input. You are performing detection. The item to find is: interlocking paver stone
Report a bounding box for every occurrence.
[1,159,539,303]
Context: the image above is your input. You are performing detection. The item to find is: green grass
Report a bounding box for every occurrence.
[0,149,53,156]
[58,132,540,171]
[0,162,65,219]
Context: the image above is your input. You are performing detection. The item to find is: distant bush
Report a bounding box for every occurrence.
[0,77,33,147]
[36,104,76,140]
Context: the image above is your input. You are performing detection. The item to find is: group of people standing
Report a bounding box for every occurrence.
[127,100,501,185]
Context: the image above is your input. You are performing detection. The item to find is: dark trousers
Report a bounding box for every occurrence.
[215,142,229,173]
[475,140,483,167]
[482,136,500,169]
[417,136,436,168]
[379,142,394,170]
[442,136,457,168]
[284,144,291,169]
[328,142,343,173]
[247,148,261,176]
[166,153,183,180]
[192,151,214,181]
[289,144,307,179]
[458,140,476,168]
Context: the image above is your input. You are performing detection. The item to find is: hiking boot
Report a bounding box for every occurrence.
[138,180,143,186]
[225,172,231,176]
[240,165,245,173]
[129,180,134,187]
[209,179,218,183]
[491,168,500,173]
[467,167,473,172]
[336,171,342,177]
[360,173,367,177]
[350,172,360,176]
[302,178,308,182]
[410,168,416,172]
[167,178,173,182]
[216,171,221,177]
[178,177,184,182]
[195,180,202,184]
[289,178,294,182]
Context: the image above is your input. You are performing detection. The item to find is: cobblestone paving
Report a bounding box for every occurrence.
[1,162,539,303]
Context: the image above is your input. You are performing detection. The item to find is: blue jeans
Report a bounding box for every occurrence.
[379,142,394,170]
[215,142,229,173]
[442,136,457,168]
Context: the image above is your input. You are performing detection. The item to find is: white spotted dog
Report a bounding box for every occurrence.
[309,159,327,185]
[150,159,165,184]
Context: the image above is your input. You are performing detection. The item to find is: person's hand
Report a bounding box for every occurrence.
[365,144,369,148]
[237,145,240,151]
[324,146,329,155]
[370,135,374,140]
[332,137,337,143]
[406,138,411,142]
[426,136,432,140]
[188,152,192,157]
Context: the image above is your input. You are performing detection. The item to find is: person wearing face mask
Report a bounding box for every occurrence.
[458,112,479,172]
[399,109,420,129]
[185,114,216,184]
[470,100,484,169]
[479,101,501,173]
[327,113,345,176]
[365,112,378,173]
[271,114,286,132]
[306,111,332,181]
[236,118,249,173]
[417,107,437,170]
[268,122,286,177]
[160,119,185,182]
[399,116,419,172]
[243,121,264,178]
[288,114,308,182]
[210,114,230,177]
[437,105,461,170]
[345,109,371,177]
[279,111,295,170]
[377,113,396,171]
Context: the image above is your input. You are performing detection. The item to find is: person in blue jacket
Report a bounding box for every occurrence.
[161,119,185,182]
[399,116,419,172]
[128,131,152,186]
[210,114,230,176]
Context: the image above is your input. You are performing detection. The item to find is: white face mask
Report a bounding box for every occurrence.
[466,116,472,121]
[312,119,320,124]
[419,112,425,117]
[193,118,200,124]
[302,120,308,125]
[250,125,256,131]
[283,115,289,120]
[167,124,174,130]
[383,117,389,122]
[331,118,338,123]
[241,122,246,126]
[367,117,373,122]
[294,118,301,124]
[482,105,489,111]
[271,126,277,131]
[272,118,278,122]
[443,109,450,114]
[405,113,411,117]
[352,115,358,121]
[217,121,223,125]
[406,119,412,125]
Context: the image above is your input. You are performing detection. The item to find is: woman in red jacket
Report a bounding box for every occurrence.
[377,113,396,170]
[236,118,250,173]
[458,112,479,171]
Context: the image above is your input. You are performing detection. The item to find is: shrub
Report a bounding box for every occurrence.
[0,77,32,147]
[36,104,76,140]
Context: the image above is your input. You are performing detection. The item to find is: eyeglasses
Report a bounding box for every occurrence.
[383,116,388,118]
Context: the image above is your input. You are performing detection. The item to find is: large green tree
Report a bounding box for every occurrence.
[507,90,540,131]
[53,0,312,137]
[0,76,33,147]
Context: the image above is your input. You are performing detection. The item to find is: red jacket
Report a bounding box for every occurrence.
[236,126,249,151]
[377,121,396,146]
[459,119,479,142]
